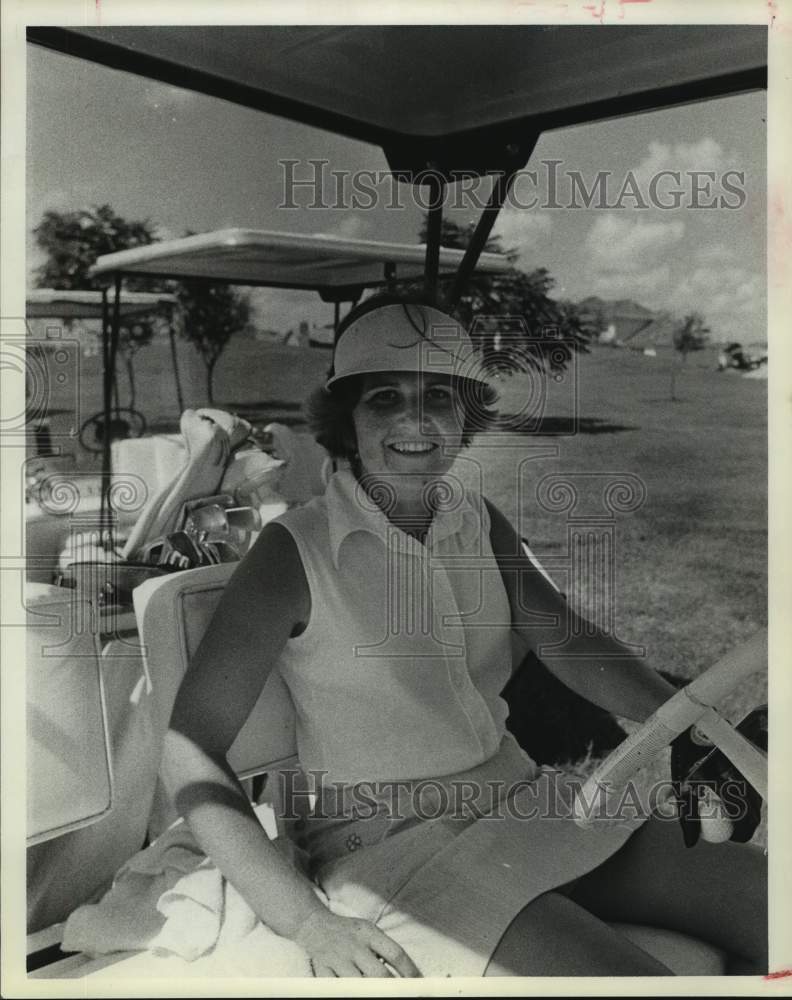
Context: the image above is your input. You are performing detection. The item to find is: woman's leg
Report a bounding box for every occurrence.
[567,814,768,974]
[484,891,674,976]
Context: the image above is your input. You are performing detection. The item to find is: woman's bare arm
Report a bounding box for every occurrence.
[485,498,677,723]
[160,522,324,938]
[160,523,420,975]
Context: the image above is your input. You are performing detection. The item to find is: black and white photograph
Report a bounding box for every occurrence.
[2,1,790,994]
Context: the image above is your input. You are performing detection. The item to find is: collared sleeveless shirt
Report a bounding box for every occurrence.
[272,468,514,784]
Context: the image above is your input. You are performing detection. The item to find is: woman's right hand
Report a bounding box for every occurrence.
[293,908,421,978]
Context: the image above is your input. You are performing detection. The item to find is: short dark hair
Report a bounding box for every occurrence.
[306,292,497,462]
[306,375,498,463]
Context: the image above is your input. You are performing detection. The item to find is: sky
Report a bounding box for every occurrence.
[26,37,767,343]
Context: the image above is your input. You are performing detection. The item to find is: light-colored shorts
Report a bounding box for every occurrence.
[288,733,644,977]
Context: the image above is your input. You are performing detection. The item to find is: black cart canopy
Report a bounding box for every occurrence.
[27,25,766,178]
[28,24,767,303]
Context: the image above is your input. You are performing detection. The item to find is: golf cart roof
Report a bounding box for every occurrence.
[26,288,178,320]
[89,228,509,296]
[27,25,766,177]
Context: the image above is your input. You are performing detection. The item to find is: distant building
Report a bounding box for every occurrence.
[578,296,677,349]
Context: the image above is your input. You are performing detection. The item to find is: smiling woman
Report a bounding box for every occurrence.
[156,293,767,978]
[307,296,498,475]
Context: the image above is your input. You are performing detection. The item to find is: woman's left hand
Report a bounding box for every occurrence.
[670,706,766,847]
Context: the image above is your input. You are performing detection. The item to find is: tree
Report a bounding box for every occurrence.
[33,205,166,412]
[418,216,594,375]
[33,204,158,291]
[670,311,710,400]
[32,205,251,408]
[673,312,710,358]
[174,281,251,404]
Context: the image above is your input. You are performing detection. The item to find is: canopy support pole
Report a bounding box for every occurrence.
[445,168,516,310]
[99,285,110,544]
[333,301,340,334]
[168,316,185,412]
[445,141,536,310]
[424,177,444,302]
[101,273,122,549]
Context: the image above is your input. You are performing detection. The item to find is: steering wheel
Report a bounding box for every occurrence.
[573,630,768,829]
[79,408,148,453]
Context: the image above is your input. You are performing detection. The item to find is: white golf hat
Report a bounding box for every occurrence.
[326,302,489,389]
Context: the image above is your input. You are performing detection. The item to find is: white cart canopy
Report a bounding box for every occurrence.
[26,288,178,320]
[89,229,508,293]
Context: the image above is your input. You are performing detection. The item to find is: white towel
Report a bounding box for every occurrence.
[61,817,318,972]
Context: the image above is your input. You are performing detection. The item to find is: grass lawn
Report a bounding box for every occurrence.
[35,338,768,841]
[47,336,768,697]
[470,346,767,686]
[468,345,768,844]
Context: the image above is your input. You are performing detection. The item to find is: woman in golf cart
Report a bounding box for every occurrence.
[162,296,766,977]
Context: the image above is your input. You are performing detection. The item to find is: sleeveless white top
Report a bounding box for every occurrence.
[272,467,514,784]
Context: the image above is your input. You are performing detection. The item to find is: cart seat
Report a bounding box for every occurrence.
[28,563,726,975]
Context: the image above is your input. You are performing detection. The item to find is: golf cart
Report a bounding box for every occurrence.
[25,289,180,584]
[22,22,769,979]
[25,232,506,582]
[23,226,509,948]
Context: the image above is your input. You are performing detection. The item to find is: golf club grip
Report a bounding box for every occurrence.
[576,700,705,813]
[693,710,768,799]
[574,629,767,824]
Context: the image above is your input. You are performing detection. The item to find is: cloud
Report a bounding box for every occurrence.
[581,214,682,301]
[585,215,685,272]
[491,208,552,259]
[632,137,742,187]
[588,265,673,301]
[692,243,742,267]
[670,265,759,310]
[668,264,764,342]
